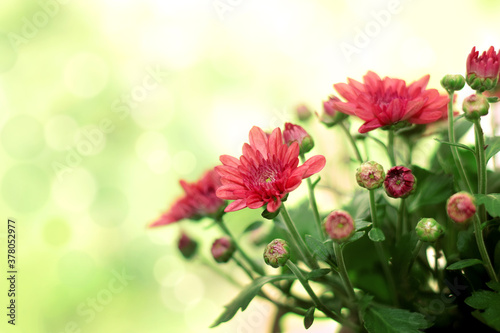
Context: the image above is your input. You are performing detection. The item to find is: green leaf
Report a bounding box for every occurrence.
[306,268,331,280]
[434,138,476,154]
[242,221,264,234]
[368,227,385,242]
[304,306,315,329]
[465,290,500,331]
[475,194,500,217]
[487,281,500,292]
[262,207,280,220]
[211,275,296,327]
[446,259,483,270]
[305,235,334,263]
[487,96,500,103]
[355,220,372,230]
[343,231,365,246]
[363,305,431,333]
[486,137,500,162]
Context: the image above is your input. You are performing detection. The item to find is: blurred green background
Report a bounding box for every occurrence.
[0,0,498,332]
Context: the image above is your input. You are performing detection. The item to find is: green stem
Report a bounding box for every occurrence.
[473,118,487,222]
[396,198,406,242]
[217,217,265,276]
[387,129,396,166]
[472,215,498,281]
[339,121,363,163]
[286,261,357,330]
[369,190,398,306]
[447,91,472,192]
[300,154,325,240]
[333,243,362,325]
[407,240,423,273]
[280,204,319,269]
[333,243,356,302]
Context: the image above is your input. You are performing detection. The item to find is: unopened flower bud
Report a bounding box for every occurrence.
[178,232,198,259]
[462,94,489,120]
[211,237,235,263]
[384,166,417,199]
[296,104,312,121]
[263,239,290,268]
[283,123,314,154]
[415,218,444,242]
[320,96,348,127]
[323,210,355,242]
[441,74,466,92]
[466,46,500,92]
[447,192,476,224]
[356,161,385,190]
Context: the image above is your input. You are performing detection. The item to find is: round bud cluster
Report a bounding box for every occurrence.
[447,192,476,224]
[356,161,385,190]
[415,218,444,242]
[323,210,355,242]
[263,239,290,268]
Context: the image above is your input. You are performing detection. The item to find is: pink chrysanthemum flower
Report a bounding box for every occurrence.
[466,46,500,92]
[467,46,500,80]
[331,71,449,133]
[149,169,225,227]
[215,126,326,213]
[384,166,417,199]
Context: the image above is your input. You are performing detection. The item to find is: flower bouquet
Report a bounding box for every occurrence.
[149,46,500,332]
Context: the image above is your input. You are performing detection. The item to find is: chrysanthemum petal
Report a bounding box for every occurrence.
[267,198,282,213]
[249,126,269,156]
[220,155,240,168]
[225,199,247,212]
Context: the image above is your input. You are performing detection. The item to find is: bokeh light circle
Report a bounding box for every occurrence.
[89,187,129,227]
[172,150,196,175]
[153,254,186,287]
[1,164,49,212]
[135,131,171,174]
[1,115,44,159]
[42,218,72,246]
[44,115,80,151]
[52,167,97,212]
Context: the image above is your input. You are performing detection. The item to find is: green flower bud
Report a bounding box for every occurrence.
[462,94,490,120]
[263,239,290,268]
[441,74,466,92]
[356,161,385,190]
[415,218,444,242]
